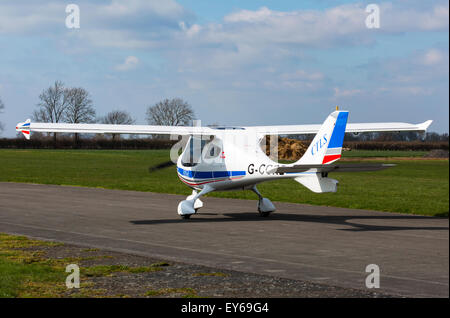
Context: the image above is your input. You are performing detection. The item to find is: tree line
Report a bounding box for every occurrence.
[15,80,195,144]
[0,82,448,146]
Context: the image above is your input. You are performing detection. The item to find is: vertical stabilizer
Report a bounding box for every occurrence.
[296,111,348,165]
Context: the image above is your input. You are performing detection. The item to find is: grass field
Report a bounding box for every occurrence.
[0,149,448,216]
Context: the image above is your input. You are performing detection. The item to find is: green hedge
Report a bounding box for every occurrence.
[343,141,448,151]
[0,137,177,150]
[0,137,447,151]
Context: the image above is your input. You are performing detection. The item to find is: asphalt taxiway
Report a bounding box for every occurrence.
[0,182,448,297]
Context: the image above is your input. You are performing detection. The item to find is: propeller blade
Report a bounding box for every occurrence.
[148,161,176,173]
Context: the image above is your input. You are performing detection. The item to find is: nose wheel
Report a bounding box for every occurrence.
[178,186,212,219]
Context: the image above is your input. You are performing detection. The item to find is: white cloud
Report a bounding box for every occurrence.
[186,24,201,37]
[169,2,449,80]
[191,3,448,50]
[1,1,447,53]
[115,56,139,71]
[380,3,449,32]
[260,69,327,92]
[371,48,449,84]
[0,0,193,45]
[377,86,434,96]
[360,47,448,100]
[195,5,368,48]
[0,2,63,34]
[186,80,205,90]
[102,0,186,18]
[422,48,445,65]
[280,70,324,81]
[333,87,363,98]
[224,7,273,23]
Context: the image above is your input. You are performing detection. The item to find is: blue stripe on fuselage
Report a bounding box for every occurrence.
[177,167,245,180]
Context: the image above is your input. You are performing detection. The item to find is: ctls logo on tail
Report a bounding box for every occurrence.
[311,134,328,155]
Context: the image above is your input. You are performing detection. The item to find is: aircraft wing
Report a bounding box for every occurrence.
[15,118,433,140]
[246,120,433,135]
[15,119,216,140]
[269,163,396,174]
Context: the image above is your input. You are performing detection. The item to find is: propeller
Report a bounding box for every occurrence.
[148,161,176,173]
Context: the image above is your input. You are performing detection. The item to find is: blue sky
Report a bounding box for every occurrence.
[0,0,448,136]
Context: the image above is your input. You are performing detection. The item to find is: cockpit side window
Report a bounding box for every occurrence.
[205,144,221,159]
[181,136,207,167]
[181,136,223,166]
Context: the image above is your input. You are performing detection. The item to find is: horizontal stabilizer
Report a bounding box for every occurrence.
[269,163,395,174]
[294,175,338,193]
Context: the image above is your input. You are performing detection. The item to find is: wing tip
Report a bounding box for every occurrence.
[16,119,31,140]
[418,120,433,131]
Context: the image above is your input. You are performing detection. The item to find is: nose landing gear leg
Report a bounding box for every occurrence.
[186,189,204,213]
[178,185,213,219]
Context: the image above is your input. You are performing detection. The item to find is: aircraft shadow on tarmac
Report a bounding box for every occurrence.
[130,213,449,232]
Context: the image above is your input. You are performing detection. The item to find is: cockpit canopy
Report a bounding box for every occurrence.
[181,136,222,167]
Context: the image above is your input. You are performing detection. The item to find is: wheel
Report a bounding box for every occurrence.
[181,214,191,219]
[257,206,271,217]
[257,198,275,217]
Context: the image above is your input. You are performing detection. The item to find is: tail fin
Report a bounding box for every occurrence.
[296,111,348,165]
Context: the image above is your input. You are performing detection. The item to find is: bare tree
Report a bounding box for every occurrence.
[146,98,194,126]
[64,88,96,123]
[0,97,4,133]
[33,81,70,144]
[100,110,135,141]
[64,87,96,145]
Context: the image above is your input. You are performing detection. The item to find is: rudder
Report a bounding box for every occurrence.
[296,111,348,165]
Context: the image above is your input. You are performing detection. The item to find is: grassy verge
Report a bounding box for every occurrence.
[0,233,67,297]
[0,233,173,298]
[2,233,387,298]
[0,149,448,216]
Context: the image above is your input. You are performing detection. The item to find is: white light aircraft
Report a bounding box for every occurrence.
[16,109,432,219]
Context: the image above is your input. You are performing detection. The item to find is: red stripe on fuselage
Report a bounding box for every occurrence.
[178,174,244,186]
[322,154,341,164]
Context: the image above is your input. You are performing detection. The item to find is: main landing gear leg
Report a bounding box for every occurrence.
[186,190,204,213]
[178,185,213,219]
[251,185,276,217]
